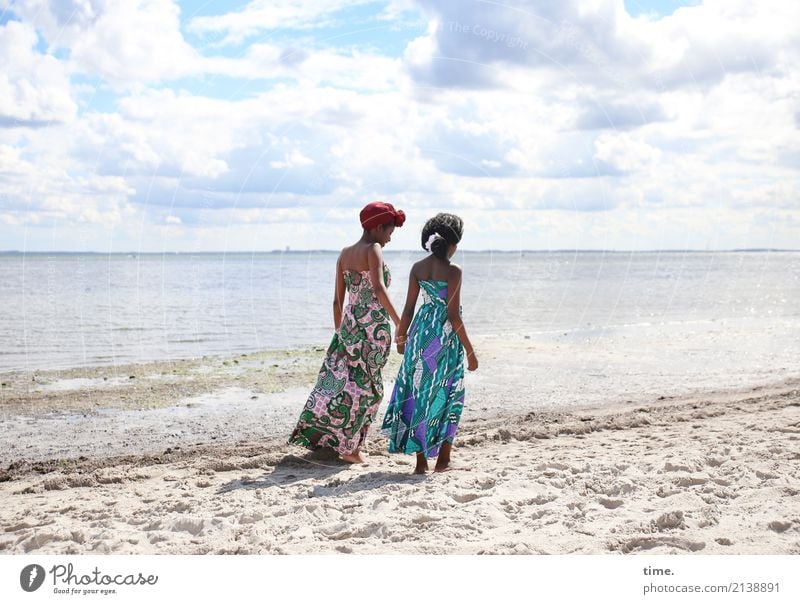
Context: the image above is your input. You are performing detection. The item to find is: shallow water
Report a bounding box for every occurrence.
[1,251,798,373]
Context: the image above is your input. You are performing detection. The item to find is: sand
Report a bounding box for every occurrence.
[1,335,799,555]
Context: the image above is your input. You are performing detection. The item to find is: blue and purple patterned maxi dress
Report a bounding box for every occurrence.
[381,279,465,456]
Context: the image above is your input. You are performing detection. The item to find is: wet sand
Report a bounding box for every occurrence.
[1,335,798,554]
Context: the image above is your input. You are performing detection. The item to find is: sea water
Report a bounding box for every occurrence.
[1,250,798,373]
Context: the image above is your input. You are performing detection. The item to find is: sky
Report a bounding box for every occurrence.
[0,0,797,252]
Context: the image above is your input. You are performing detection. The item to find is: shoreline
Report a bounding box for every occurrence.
[4,249,799,255]
[1,376,798,554]
[1,334,799,554]
[3,374,798,479]
[2,331,799,464]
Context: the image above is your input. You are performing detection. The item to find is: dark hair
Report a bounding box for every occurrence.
[421,213,463,260]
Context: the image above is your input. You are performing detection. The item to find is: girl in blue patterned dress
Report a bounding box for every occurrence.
[381,213,478,474]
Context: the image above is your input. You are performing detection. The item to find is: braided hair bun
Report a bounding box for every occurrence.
[421,213,463,260]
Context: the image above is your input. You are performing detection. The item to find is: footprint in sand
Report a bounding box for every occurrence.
[238,512,263,524]
[20,532,63,553]
[663,462,694,472]
[148,533,169,544]
[768,520,792,533]
[412,514,441,525]
[652,511,686,531]
[319,521,388,540]
[451,492,483,504]
[613,536,705,553]
[673,476,708,487]
[370,495,392,510]
[535,462,570,472]
[169,517,205,536]
[520,492,557,505]
[475,477,496,490]
[655,485,681,498]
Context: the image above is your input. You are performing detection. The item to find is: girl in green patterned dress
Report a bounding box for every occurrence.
[381,213,478,474]
[289,202,404,464]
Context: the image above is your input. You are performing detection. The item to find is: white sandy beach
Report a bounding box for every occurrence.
[1,334,798,555]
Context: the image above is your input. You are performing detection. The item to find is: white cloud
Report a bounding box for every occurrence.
[4,0,99,48]
[593,132,661,173]
[270,150,314,170]
[644,0,800,89]
[405,0,800,91]
[9,0,405,92]
[10,0,202,87]
[71,0,200,86]
[0,143,33,176]
[188,0,379,44]
[0,0,797,251]
[0,20,76,125]
[203,42,404,92]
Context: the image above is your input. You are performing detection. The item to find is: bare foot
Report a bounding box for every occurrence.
[434,443,452,472]
[340,452,365,464]
[414,452,428,475]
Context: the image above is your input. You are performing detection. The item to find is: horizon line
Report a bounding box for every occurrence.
[1,248,798,255]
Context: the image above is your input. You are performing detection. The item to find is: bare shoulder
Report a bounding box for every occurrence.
[366,242,382,264]
[338,244,353,260]
[411,258,428,274]
[448,263,463,278]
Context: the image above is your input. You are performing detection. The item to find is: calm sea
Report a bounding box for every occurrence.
[1,251,798,372]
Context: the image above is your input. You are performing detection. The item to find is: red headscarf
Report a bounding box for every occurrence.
[360,201,406,230]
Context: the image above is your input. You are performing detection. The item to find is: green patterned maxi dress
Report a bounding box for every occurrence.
[288,266,392,455]
[381,280,465,456]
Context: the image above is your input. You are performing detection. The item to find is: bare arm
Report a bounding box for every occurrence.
[446,265,478,371]
[367,243,400,326]
[395,267,421,354]
[333,254,346,329]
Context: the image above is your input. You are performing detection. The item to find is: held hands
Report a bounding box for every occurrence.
[395,334,407,355]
